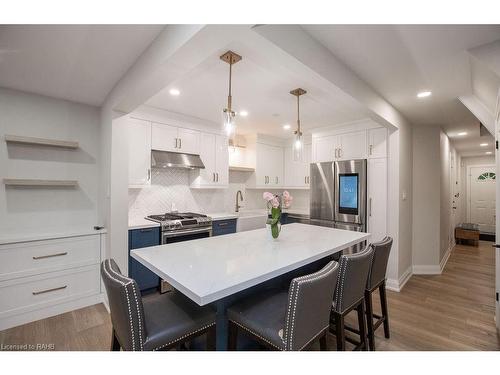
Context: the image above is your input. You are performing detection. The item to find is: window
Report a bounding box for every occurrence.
[477,172,496,181]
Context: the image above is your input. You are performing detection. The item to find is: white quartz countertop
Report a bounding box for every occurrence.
[128,217,161,230]
[0,228,107,245]
[131,223,370,305]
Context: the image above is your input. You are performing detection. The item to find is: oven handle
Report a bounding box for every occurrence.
[162,227,212,240]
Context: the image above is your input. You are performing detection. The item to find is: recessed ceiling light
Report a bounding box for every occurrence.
[239,110,248,117]
[283,124,291,130]
[417,91,432,98]
[169,88,180,96]
[480,143,488,147]
[457,132,467,136]
[486,151,493,155]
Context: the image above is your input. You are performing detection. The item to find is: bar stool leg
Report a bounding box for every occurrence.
[228,321,238,350]
[111,328,120,351]
[364,290,375,350]
[379,281,390,339]
[334,312,345,351]
[356,302,368,351]
[319,331,327,351]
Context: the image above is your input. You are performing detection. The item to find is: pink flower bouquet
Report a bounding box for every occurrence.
[262,191,293,239]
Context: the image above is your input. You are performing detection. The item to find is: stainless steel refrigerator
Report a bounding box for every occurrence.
[310,159,367,251]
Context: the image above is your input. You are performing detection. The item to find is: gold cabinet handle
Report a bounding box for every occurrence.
[32,285,67,295]
[33,252,68,260]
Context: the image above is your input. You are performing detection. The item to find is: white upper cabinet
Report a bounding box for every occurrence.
[151,123,178,152]
[312,135,338,163]
[215,135,229,186]
[178,128,201,155]
[337,130,367,160]
[190,133,228,188]
[247,142,284,188]
[151,123,200,154]
[128,119,152,188]
[367,127,387,158]
[284,143,311,188]
[367,158,387,242]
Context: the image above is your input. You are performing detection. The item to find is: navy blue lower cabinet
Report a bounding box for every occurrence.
[212,219,237,236]
[129,227,161,292]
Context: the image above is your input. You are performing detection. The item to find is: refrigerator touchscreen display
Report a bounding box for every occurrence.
[338,173,359,215]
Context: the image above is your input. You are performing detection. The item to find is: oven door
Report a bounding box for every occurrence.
[161,226,212,244]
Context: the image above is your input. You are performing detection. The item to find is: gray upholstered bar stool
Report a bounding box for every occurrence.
[101,259,216,351]
[365,236,393,351]
[329,246,374,350]
[227,261,339,351]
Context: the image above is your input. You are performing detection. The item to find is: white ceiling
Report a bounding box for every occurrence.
[302,25,500,154]
[0,25,163,106]
[145,38,368,138]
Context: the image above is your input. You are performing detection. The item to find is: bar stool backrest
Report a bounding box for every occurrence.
[333,246,374,314]
[282,260,339,350]
[366,237,393,291]
[101,259,147,351]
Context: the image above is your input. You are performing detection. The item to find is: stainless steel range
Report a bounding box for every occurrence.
[145,212,212,293]
[145,212,212,244]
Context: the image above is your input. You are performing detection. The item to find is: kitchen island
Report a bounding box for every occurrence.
[131,223,370,349]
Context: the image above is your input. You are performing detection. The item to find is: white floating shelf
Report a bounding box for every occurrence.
[229,166,255,172]
[5,135,79,149]
[3,178,78,187]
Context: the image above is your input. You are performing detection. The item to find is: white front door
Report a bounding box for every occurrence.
[468,165,496,233]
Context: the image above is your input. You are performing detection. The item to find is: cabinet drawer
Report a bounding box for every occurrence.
[129,227,161,249]
[0,265,100,319]
[212,219,237,236]
[0,235,101,281]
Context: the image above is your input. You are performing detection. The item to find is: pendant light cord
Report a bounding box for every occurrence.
[228,61,232,113]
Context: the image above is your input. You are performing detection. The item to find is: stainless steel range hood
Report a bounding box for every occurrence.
[151,150,205,170]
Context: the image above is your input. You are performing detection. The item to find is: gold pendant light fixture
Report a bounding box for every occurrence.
[220,50,242,140]
[290,88,307,161]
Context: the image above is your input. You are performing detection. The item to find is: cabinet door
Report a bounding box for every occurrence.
[199,133,217,185]
[367,158,387,242]
[304,143,312,187]
[151,123,178,152]
[283,146,296,187]
[129,228,160,291]
[268,144,283,186]
[128,119,151,187]
[178,128,200,154]
[368,127,387,158]
[256,143,272,186]
[338,131,367,160]
[313,135,337,162]
[215,135,229,186]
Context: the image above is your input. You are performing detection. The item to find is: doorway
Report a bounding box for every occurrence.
[467,165,496,234]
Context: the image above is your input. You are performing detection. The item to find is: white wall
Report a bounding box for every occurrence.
[0,87,101,236]
[412,126,441,270]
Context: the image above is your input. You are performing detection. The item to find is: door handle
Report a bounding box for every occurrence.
[369,144,373,156]
[147,168,151,181]
[339,148,342,158]
[275,176,278,184]
[369,198,372,217]
[33,285,67,295]
[334,148,338,159]
[175,138,178,149]
[178,138,182,149]
[216,172,219,182]
[213,172,215,182]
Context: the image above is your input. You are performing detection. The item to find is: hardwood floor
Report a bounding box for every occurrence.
[0,241,498,351]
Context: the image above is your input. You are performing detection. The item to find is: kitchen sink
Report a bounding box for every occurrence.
[236,210,267,232]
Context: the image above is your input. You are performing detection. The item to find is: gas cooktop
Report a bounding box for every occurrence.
[145,212,212,230]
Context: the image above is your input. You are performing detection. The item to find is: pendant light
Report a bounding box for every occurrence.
[290,88,307,161]
[220,50,242,141]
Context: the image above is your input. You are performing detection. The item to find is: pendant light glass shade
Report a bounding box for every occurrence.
[293,132,303,162]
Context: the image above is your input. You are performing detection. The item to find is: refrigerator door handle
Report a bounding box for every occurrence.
[369,198,372,217]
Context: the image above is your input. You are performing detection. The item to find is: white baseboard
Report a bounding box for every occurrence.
[0,294,103,331]
[413,245,453,275]
[440,245,453,272]
[412,265,441,275]
[386,265,413,292]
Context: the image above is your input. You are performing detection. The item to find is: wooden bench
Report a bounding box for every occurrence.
[455,224,480,247]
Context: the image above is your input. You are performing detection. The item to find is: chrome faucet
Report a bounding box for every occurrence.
[235,190,243,212]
